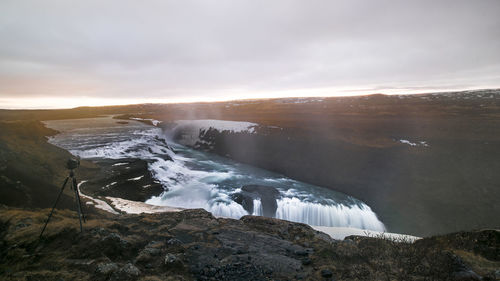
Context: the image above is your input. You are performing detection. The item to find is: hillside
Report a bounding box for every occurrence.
[2,90,500,236]
[0,120,80,209]
[0,91,499,280]
[1,207,498,280]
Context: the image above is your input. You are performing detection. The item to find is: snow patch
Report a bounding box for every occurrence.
[170,119,259,147]
[106,197,183,214]
[174,119,258,134]
[399,139,429,147]
[127,175,144,181]
[103,182,117,189]
[130,117,162,126]
[312,226,421,242]
[77,181,119,214]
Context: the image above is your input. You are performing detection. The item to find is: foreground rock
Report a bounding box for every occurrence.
[1,207,498,280]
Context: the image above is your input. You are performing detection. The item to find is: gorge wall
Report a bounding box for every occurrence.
[166,115,500,237]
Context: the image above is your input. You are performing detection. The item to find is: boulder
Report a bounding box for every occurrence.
[230,192,255,214]
[321,269,333,278]
[96,262,119,275]
[231,185,280,217]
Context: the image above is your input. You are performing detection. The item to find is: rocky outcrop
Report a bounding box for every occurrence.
[231,185,280,217]
[1,207,498,281]
[79,158,164,202]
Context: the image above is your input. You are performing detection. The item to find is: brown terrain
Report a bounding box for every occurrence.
[1,89,499,236]
[0,89,499,280]
[128,89,500,236]
[1,206,499,280]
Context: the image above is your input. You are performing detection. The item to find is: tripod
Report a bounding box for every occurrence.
[39,168,86,240]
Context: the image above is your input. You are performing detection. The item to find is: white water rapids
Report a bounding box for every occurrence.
[45,117,386,231]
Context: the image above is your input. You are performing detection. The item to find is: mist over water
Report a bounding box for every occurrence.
[45,117,386,231]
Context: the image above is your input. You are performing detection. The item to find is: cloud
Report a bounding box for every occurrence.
[0,0,499,107]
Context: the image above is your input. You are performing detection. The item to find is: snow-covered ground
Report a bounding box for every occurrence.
[170,119,259,147]
[275,98,325,104]
[78,181,182,214]
[399,139,429,147]
[174,119,258,133]
[311,226,421,242]
[127,175,144,181]
[78,181,119,214]
[106,197,184,214]
[130,117,162,126]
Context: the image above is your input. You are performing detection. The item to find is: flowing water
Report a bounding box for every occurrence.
[45,116,386,231]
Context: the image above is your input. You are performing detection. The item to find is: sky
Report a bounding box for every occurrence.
[1,0,500,109]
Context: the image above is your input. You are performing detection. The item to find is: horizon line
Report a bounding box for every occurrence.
[1,87,498,110]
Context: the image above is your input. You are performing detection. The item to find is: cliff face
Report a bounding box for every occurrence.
[164,91,500,237]
[1,207,499,281]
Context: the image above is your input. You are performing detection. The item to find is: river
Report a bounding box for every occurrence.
[45,116,386,231]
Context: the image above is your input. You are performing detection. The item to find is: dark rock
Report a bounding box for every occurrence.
[230,192,254,214]
[231,185,280,217]
[242,185,280,217]
[167,238,183,246]
[111,263,140,280]
[452,270,482,281]
[96,262,119,275]
[164,253,184,269]
[321,269,333,278]
[91,227,109,237]
[99,233,130,258]
[295,273,305,280]
[164,253,179,264]
[122,263,140,276]
[294,249,309,256]
[135,245,162,263]
[80,158,164,202]
[2,205,499,281]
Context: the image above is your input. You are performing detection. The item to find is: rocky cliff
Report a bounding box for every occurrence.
[1,207,499,281]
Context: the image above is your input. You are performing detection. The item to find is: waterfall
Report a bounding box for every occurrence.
[275,197,386,231]
[45,116,387,232]
[252,199,263,216]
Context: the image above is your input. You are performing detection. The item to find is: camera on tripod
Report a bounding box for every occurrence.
[66,157,80,170]
[40,156,85,240]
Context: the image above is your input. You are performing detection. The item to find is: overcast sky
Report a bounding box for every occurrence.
[1,0,500,108]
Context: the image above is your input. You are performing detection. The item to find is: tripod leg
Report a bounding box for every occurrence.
[39,177,69,240]
[73,177,86,223]
[72,177,84,233]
